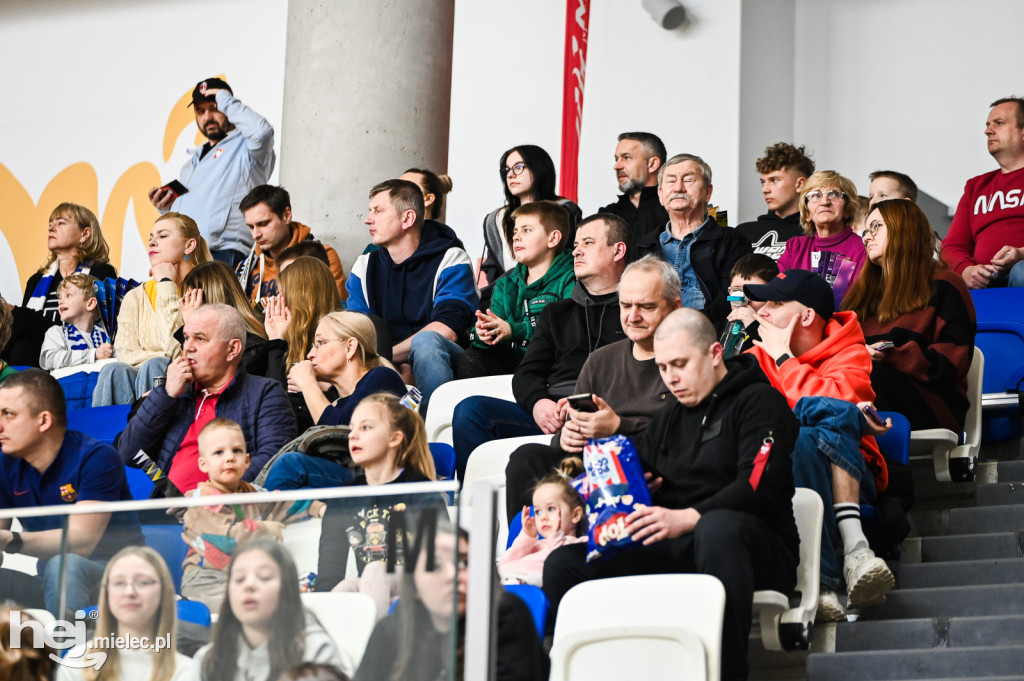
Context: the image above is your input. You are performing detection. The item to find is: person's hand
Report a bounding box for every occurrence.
[644,471,663,496]
[178,288,204,324]
[521,507,537,539]
[626,506,700,545]
[397,362,415,386]
[558,420,587,453]
[94,343,113,360]
[566,395,621,440]
[263,295,292,340]
[151,262,177,282]
[857,401,893,437]
[532,398,564,434]
[865,344,883,362]
[147,186,175,211]
[0,529,12,551]
[961,264,1000,289]
[992,246,1024,272]
[165,356,193,398]
[753,313,797,360]
[727,305,757,327]
[288,360,318,393]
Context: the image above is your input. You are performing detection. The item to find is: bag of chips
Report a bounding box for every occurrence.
[581,435,651,563]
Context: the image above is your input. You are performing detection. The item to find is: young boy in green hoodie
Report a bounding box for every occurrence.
[456,200,576,378]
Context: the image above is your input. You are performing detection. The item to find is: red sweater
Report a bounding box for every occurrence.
[941,165,1024,274]
[748,311,888,493]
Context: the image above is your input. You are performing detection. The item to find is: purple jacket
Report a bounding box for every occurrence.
[776,228,867,306]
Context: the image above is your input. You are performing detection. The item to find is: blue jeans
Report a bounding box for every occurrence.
[211,249,247,268]
[91,356,171,407]
[263,452,356,490]
[409,331,464,414]
[791,396,875,591]
[1008,260,1024,287]
[38,553,107,618]
[452,396,541,480]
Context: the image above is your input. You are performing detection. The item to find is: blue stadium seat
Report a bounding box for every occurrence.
[504,583,549,638]
[125,466,155,500]
[875,411,911,466]
[429,442,457,481]
[971,288,1024,442]
[66,404,131,445]
[84,599,210,627]
[142,525,187,593]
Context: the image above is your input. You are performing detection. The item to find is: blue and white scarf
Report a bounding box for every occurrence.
[64,321,109,351]
[26,260,95,311]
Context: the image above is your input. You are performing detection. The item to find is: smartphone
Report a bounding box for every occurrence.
[160,179,189,199]
[862,403,885,426]
[567,393,599,413]
[872,341,894,351]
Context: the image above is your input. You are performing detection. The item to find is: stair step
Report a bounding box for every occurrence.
[920,533,1024,562]
[976,481,1024,506]
[835,615,1024,651]
[806,645,1024,680]
[997,460,1024,481]
[862,584,1024,620]
[900,558,1024,589]
[949,505,1024,534]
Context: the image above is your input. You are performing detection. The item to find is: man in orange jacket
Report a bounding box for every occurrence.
[745,269,894,622]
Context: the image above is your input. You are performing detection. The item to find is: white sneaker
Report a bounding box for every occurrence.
[816,589,846,622]
[844,547,895,608]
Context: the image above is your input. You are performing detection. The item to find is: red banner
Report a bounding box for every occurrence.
[559,0,590,203]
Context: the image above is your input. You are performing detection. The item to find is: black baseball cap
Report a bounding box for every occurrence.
[743,269,835,320]
[189,77,233,107]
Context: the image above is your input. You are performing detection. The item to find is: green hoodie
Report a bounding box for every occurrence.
[471,250,576,354]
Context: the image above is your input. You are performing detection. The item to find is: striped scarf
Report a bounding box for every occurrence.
[26,260,94,311]
[63,321,109,351]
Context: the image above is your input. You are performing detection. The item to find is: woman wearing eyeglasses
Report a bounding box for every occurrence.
[842,199,976,432]
[479,145,582,287]
[261,310,406,491]
[777,170,866,306]
[57,546,191,681]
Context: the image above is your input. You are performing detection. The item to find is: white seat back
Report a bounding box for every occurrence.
[301,592,377,670]
[424,375,514,445]
[551,625,707,681]
[551,574,725,681]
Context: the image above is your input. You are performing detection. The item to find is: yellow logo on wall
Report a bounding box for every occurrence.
[0,82,217,291]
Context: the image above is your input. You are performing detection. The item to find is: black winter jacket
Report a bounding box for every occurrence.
[597,185,668,245]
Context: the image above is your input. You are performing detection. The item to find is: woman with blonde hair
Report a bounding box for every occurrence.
[263,310,406,490]
[842,199,976,432]
[92,212,212,406]
[7,203,117,367]
[777,170,867,305]
[264,257,340,368]
[57,546,191,681]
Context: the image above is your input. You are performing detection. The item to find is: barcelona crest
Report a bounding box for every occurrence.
[60,484,78,503]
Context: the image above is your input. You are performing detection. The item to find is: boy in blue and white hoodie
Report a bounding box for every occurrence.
[39,274,113,370]
[346,179,478,411]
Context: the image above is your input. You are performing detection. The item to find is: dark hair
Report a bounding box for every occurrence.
[0,369,66,429]
[499,145,559,243]
[990,96,1024,128]
[403,168,453,221]
[729,253,779,282]
[509,200,569,253]
[617,132,667,166]
[370,179,425,230]
[755,142,815,178]
[0,607,57,681]
[240,184,292,218]
[533,457,587,535]
[868,170,919,203]
[204,540,307,681]
[276,663,351,681]
[278,241,331,268]
[577,213,632,254]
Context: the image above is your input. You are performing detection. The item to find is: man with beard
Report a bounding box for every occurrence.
[597,132,669,240]
[635,153,752,327]
[148,77,275,267]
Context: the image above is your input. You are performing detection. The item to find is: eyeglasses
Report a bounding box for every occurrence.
[727,287,749,308]
[107,578,159,592]
[805,189,846,204]
[312,337,344,349]
[501,162,527,178]
[864,220,885,238]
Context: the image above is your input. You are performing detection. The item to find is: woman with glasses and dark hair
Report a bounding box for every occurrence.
[479,145,582,287]
[842,199,976,432]
[777,170,867,306]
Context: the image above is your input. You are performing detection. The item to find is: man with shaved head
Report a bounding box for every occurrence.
[543,308,800,681]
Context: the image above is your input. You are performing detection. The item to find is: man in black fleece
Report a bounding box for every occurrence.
[451,214,630,478]
[543,308,800,681]
[597,131,669,241]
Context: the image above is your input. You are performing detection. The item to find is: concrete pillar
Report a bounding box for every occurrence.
[280,0,456,270]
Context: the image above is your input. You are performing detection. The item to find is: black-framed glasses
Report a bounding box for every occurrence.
[501,162,527,178]
[805,189,846,204]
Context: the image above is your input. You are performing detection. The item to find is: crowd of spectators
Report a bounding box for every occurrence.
[2,75,1023,681]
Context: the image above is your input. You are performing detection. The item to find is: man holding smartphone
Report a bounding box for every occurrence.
[148,77,276,267]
